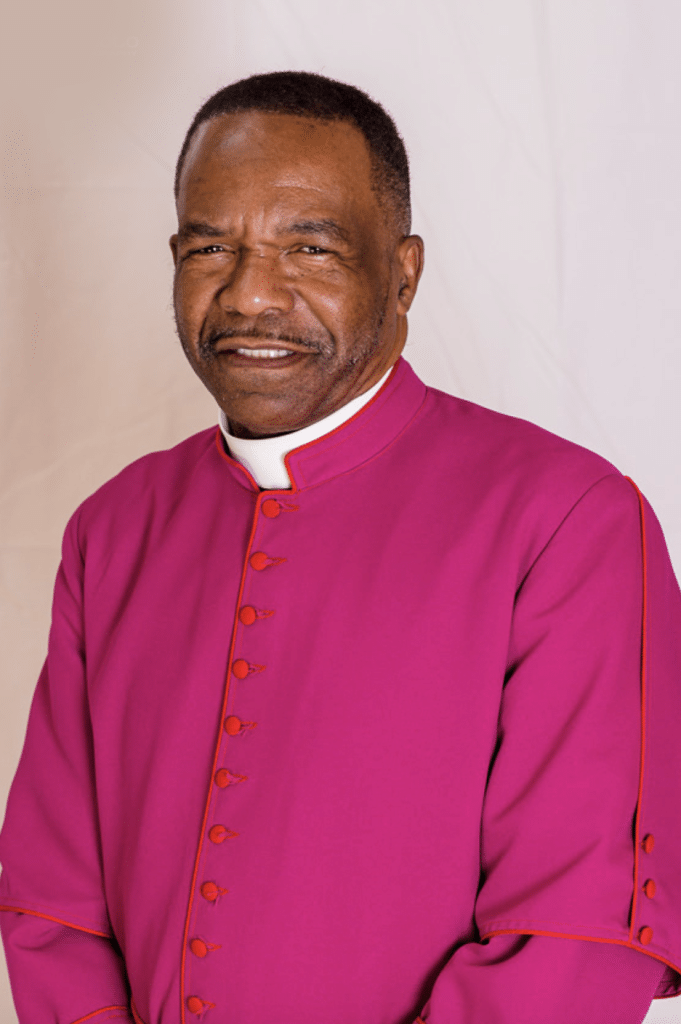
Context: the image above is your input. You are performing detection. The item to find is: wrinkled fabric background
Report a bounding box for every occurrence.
[1,2,679,1020]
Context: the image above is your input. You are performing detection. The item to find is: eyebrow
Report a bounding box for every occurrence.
[177,218,351,245]
[177,221,227,242]
[276,219,351,243]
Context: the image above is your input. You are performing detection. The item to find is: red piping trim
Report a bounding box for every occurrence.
[480,927,679,976]
[179,493,265,1024]
[214,431,261,491]
[70,1008,129,1024]
[0,905,110,938]
[624,477,648,941]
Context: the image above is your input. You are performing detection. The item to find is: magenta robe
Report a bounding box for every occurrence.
[1,358,680,1023]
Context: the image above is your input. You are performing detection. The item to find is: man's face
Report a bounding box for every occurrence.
[170,111,423,438]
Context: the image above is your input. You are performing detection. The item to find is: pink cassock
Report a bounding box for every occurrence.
[1,358,680,1024]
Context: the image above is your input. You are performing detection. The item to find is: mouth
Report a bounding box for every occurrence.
[232,347,296,360]
[212,340,314,368]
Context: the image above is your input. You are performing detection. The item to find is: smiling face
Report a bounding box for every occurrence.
[170,111,424,438]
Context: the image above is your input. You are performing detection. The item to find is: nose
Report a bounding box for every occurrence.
[217,250,294,317]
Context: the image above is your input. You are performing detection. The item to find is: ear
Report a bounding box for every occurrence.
[395,235,424,315]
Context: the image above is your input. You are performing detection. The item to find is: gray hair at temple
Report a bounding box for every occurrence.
[174,70,412,238]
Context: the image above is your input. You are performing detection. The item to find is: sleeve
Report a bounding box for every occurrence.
[1,911,133,1023]
[0,511,135,1024]
[417,932,666,1023]
[416,474,681,1023]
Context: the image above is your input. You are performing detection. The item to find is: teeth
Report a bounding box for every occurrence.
[235,348,293,359]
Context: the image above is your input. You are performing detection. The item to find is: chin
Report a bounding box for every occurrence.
[225,412,303,440]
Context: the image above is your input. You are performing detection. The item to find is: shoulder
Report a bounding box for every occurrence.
[86,426,218,503]
[425,383,613,469]
[421,383,626,496]
[416,384,642,566]
[64,427,220,548]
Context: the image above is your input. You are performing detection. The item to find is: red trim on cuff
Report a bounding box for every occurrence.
[480,928,680,978]
[70,1007,130,1024]
[0,905,110,938]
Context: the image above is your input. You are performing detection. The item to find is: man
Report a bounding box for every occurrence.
[1,71,680,1024]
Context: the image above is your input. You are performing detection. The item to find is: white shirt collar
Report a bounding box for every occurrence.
[219,366,394,490]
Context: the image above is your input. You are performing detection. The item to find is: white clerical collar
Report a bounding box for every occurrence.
[219,365,394,490]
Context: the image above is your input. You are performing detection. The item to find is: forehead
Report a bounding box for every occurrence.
[177,111,377,220]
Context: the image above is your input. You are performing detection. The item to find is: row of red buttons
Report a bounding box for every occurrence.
[187,498,293,1018]
[638,834,656,946]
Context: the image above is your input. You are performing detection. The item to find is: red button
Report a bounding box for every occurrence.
[638,926,654,945]
[187,996,209,1016]
[643,879,657,899]
[224,716,242,736]
[262,499,281,518]
[239,605,257,626]
[208,824,237,844]
[642,834,655,854]
[190,938,208,958]
[200,881,227,902]
[250,551,269,571]
[215,768,245,788]
[232,659,250,679]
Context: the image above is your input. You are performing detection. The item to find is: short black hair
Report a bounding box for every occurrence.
[174,71,411,236]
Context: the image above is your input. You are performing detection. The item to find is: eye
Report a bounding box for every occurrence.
[298,245,330,256]
[180,244,230,260]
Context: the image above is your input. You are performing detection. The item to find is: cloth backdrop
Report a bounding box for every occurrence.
[1,2,680,1020]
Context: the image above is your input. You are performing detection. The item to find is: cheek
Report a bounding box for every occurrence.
[301,275,374,328]
[174,273,211,330]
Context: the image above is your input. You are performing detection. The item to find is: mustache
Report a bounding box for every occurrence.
[202,325,325,354]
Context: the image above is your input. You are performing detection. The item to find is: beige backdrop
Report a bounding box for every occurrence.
[2,1,680,1021]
